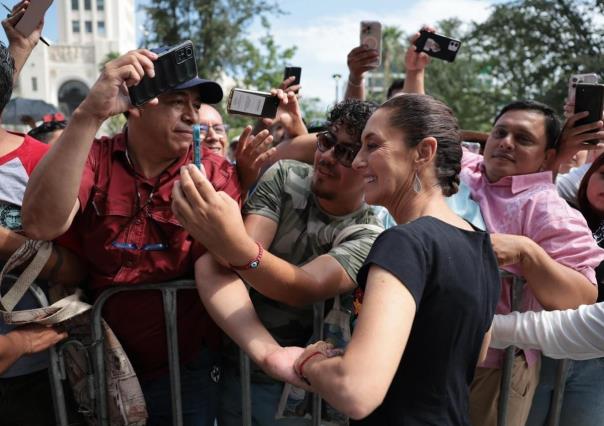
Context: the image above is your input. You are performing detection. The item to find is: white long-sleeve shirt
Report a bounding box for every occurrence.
[490,303,604,360]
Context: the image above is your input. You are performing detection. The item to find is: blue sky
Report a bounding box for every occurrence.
[1,0,505,105]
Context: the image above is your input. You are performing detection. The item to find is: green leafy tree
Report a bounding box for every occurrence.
[469,0,604,113]
[142,0,285,80]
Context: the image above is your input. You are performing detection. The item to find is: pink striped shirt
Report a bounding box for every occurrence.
[461,150,604,368]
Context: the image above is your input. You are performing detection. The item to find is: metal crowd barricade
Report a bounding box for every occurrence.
[496,272,569,426]
[90,280,197,426]
[41,275,573,425]
[26,281,71,426]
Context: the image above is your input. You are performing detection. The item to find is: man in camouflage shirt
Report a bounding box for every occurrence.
[172,100,384,425]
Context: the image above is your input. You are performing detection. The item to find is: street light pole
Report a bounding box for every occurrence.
[332,73,342,103]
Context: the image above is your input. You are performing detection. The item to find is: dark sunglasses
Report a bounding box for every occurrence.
[316,131,360,168]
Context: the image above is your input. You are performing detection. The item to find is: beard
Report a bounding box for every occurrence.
[310,177,337,201]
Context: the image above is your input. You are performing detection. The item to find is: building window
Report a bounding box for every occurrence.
[32,77,37,92]
[97,21,105,35]
[71,0,78,10]
[85,21,92,33]
[72,20,80,33]
[97,0,104,11]
[84,0,91,10]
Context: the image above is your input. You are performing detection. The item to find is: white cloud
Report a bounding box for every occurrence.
[267,0,493,107]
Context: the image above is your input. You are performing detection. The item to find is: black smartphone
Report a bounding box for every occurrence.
[284,66,302,93]
[414,30,461,63]
[128,40,198,107]
[226,88,279,119]
[574,83,604,144]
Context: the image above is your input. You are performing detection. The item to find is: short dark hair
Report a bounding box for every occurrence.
[380,94,462,196]
[0,42,15,114]
[386,78,405,99]
[327,99,378,144]
[494,100,561,150]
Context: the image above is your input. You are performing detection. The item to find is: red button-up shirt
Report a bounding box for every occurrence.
[69,133,241,377]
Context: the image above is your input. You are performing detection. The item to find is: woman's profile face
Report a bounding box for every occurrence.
[354,108,414,208]
[587,164,604,217]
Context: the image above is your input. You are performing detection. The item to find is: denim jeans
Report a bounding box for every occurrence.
[527,355,604,426]
[219,365,312,426]
[141,347,221,426]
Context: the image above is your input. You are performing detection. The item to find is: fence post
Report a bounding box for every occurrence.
[497,274,525,426]
[311,301,325,426]
[547,359,570,426]
[28,282,69,426]
[162,288,183,426]
[240,350,253,426]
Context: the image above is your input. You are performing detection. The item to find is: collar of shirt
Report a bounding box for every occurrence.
[109,132,191,187]
[478,161,554,194]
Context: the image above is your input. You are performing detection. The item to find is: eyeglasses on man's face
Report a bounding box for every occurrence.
[199,123,229,137]
[316,131,360,168]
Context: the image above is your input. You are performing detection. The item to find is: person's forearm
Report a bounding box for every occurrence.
[9,43,35,84]
[520,238,597,309]
[402,69,425,95]
[0,332,26,374]
[344,75,365,101]
[272,133,317,165]
[22,107,103,239]
[491,303,604,360]
[304,353,380,419]
[195,255,281,368]
[232,238,341,307]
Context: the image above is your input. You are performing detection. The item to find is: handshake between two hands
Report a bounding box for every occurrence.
[264,340,344,391]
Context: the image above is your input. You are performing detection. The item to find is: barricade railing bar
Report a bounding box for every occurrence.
[496,271,568,426]
[37,277,570,425]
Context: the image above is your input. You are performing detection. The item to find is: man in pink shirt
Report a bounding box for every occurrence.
[463,100,604,426]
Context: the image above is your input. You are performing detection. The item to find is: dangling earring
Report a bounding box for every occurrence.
[413,172,422,193]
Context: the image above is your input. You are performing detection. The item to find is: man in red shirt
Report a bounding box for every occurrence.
[22,49,242,425]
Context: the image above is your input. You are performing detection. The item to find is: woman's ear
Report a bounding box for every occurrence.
[415,137,438,166]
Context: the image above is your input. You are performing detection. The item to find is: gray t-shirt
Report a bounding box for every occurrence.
[238,160,383,380]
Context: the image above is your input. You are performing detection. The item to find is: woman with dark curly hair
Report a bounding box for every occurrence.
[294,94,501,424]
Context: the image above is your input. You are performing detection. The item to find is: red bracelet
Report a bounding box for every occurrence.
[296,351,326,379]
[229,241,263,270]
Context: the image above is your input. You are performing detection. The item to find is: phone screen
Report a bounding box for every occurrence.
[229,90,266,115]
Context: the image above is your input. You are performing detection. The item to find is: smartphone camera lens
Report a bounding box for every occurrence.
[185,47,193,58]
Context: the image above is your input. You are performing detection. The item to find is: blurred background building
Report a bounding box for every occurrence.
[13,0,136,117]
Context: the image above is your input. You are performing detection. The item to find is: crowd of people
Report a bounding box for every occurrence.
[3,1,604,426]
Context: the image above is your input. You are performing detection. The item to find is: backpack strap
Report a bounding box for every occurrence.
[0,240,52,312]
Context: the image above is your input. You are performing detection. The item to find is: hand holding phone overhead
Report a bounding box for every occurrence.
[414,29,462,62]
[14,0,53,38]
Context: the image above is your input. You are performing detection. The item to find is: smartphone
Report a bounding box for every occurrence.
[14,0,53,37]
[284,66,302,93]
[414,29,462,62]
[192,124,202,168]
[128,40,198,107]
[574,83,604,144]
[226,88,279,119]
[568,73,599,103]
[360,21,382,67]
